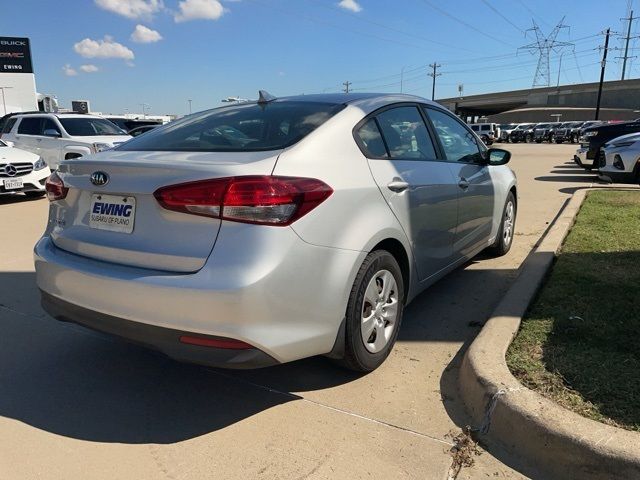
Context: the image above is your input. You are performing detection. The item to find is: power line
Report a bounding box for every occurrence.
[480,0,527,35]
[516,0,551,28]
[418,0,514,47]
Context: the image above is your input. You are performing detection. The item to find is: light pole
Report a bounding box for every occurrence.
[188,99,192,114]
[400,66,406,93]
[556,52,564,88]
[0,87,14,116]
[139,103,150,119]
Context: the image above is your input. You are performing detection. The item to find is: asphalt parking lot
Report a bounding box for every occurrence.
[0,143,625,479]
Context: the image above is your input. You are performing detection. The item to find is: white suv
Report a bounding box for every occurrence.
[1,113,131,170]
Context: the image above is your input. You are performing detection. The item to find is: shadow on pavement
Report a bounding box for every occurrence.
[0,194,45,206]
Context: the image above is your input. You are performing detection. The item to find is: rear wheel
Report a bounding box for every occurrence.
[525,134,533,143]
[488,192,516,257]
[338,250,404,372]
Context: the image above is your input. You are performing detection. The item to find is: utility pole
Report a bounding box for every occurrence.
[342,81,352,93]
[618,10,638,80]
[556,51,564,88]
[428,63,441,101]
[139,103,150,119]
[596,29,611,120]
[188,99,192,114]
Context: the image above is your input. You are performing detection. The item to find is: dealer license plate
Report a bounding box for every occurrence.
[89,194,136,234]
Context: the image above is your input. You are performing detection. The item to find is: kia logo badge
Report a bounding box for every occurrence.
[90,171,109,186]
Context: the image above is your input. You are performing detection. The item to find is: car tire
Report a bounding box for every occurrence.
[338,250,404,372]
[24,191,46,198]
[488,192,516,257]
[525,134,532,143]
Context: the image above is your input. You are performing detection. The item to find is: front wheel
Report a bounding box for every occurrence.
[525,134,533,143]
[338,250,404,372]
[488,192,516,257]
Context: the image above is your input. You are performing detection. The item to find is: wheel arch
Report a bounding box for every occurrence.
[369,237,411,303]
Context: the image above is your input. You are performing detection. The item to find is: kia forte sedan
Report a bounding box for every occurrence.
[35,92,517,372]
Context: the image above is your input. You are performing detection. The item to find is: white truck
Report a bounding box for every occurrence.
[0,113,131,170]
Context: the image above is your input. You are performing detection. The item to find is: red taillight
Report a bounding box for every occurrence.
[45,171,68,201]
[179,335,253,350]
[154,176,332,226]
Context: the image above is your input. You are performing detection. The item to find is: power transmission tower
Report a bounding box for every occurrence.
[519,17,573,88]
[596,28,611,120]
[342,81,352,93]
[427,63,442,100]
[617,10,638,80]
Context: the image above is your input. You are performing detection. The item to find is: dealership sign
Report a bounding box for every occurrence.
[0,37,33,74]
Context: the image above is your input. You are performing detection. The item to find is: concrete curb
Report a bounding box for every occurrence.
[459,189,640,480]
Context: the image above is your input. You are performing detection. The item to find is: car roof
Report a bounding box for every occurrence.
[9,112,104,119]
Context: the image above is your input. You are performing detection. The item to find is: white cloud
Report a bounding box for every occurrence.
[337,0,362,12]
[73,36,135,61]
[174,0,225,22]
[80,64,99,73]
[62,64,78,76]
[131,24,163,43]
[95,0,163,20]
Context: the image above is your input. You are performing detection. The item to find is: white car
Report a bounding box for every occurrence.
[1,113,131,170]
[0,139,51,197]
[598,132,640,184]
[35,93,517,372]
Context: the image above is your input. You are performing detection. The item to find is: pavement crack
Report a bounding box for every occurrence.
[208,369,452,447]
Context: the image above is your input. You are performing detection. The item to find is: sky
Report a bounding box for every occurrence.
[2,0,638,115]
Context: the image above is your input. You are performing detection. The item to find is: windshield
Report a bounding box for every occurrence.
[118,101,346,152]
[536,124,550,128]
[60,118,127,136]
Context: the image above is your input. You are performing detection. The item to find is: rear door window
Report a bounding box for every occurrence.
[118,101,346,152]
[374,106,437,160]
[2,117,18,134]
[17,117,42,135]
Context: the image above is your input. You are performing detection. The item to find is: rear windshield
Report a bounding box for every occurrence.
[117,101,346,152]
[60,118,126,136]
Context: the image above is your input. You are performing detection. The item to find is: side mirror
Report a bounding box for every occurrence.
[487,148,511,166]
[43,129,61,137]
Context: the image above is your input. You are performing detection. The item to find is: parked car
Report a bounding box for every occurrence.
[498,123,519,142]
[509,123,536,143]
[1,113,131,170]
[128,124,159,137]
[575,119,640,170]
[105,117,162,133]
[553,122,581,143]
[35,92,517,372]
[597,132,640,183]
[468,123,497,145]
[533,122,561,143]
[0,138,51,197]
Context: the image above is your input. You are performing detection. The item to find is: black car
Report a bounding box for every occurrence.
[509,123,536,143]
[577,120,640,169]
[553,121,582,143]
[533,122,561,143]
[105,117,162,133]
[128,124,160,137]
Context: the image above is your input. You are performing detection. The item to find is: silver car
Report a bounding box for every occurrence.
[35,93,517,372]
[598,132,640,183]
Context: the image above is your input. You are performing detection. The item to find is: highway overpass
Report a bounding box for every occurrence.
[438,79,640,122]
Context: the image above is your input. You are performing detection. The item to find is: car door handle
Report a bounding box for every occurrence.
[458,178,469,190]
[387,180,409,192]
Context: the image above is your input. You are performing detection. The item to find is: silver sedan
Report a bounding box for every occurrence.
[35,92,517,372]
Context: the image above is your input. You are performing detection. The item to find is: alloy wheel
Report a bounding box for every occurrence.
[361,270,399,354]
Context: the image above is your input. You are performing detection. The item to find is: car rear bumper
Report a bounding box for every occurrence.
[35,227,366,367]
[41,290,279,368]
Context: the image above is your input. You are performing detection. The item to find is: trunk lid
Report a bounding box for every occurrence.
[50,149,281,272]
